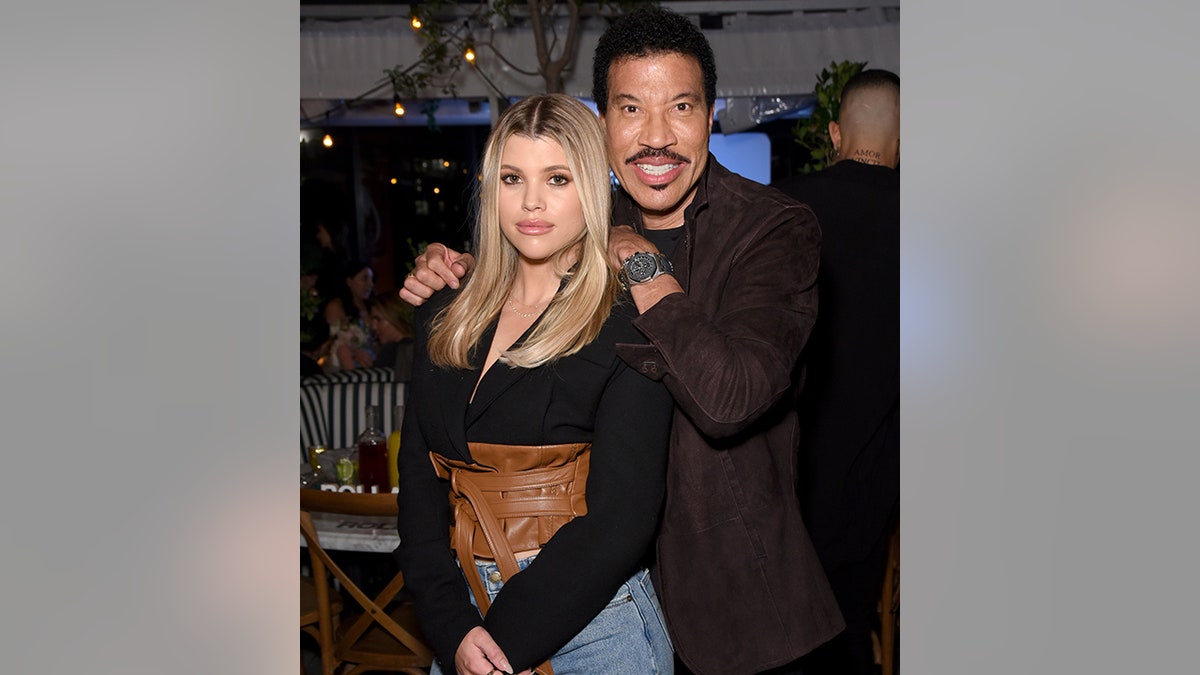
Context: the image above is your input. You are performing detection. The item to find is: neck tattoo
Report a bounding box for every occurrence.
[849,148,884,166]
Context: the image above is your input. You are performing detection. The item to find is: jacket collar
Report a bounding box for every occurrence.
[462,314,539,429]
[612,153,724,292]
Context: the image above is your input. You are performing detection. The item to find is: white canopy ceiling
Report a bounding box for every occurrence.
[301,1,899,125]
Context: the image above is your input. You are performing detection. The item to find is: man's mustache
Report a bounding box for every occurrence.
[624,148,691,165]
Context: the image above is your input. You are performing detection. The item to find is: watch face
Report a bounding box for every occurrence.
[625,253,658,282]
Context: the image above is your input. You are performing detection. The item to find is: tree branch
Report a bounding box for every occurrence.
[542,1,580,92]
[480,32,540,77]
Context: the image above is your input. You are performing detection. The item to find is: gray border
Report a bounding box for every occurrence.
[6,1,1200,671]
[905,1,1200,672]
[1,1,299,671]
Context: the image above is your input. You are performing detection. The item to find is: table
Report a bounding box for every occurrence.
[297,473,400,552]
[303,510,400,553]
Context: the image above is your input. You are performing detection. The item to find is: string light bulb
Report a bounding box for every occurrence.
[464,45,476,63]
[393,95,406,117]
[322,133,333,148]
[410,16,422,30]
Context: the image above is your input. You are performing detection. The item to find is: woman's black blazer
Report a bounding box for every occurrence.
[394,287,673,673]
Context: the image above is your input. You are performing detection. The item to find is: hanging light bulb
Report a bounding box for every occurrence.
[464,45,476,64]
[410,16,422,30]
[393,95,406,117]
[322,133,333,148]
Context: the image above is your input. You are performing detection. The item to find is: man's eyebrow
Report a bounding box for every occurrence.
[611,91,701,104]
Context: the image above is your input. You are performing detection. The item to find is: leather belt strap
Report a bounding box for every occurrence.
[430,442,591,675]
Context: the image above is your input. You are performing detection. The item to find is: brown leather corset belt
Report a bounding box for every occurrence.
[429,442,591,675]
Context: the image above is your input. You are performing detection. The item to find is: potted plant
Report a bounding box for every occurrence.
[791,60,866,174]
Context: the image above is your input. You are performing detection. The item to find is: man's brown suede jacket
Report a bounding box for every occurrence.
[614,157,845,674]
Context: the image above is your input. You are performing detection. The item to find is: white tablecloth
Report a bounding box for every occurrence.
[302,511,399,553]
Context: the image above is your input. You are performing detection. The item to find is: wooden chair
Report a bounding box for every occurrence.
[300,489,434,675]
[302,574,343,675]
[878,522,900,675]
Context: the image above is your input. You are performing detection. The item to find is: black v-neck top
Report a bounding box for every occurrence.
[394,287,673,673]
[644,224,684,260]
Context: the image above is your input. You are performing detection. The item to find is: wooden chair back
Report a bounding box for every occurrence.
[878,522,900,675]
[302,574,343,675]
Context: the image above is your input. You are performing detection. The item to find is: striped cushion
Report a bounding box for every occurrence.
[300,366,406,459]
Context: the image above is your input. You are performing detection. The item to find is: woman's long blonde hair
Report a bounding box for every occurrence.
[427,93,618,369]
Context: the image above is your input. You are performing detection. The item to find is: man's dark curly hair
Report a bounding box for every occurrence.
[592,7,717,113]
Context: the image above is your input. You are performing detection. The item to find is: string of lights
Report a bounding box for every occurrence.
[301,11,509,132]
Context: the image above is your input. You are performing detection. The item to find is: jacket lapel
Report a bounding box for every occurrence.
[415,359,473,462]
[465,359,530,427]
[463,319,534,428]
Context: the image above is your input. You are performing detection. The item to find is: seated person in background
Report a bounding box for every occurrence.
[394,93,674,675]
[301,196,350,376]
[366,292,415,381]
[301,269,330,377]
[323,259,377,372]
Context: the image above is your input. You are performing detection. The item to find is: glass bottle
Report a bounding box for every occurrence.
[387,404,404,491]
[356,404,388,493]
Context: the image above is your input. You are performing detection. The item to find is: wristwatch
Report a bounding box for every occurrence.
[619,251,674,288]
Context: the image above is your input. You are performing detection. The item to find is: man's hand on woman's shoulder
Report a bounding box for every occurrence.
[399,243,476,306]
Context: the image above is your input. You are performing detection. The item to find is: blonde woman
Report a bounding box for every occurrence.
[395,94,674,675]
[365,292,415,380]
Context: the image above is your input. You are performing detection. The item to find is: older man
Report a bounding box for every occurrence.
[401,8,843,674]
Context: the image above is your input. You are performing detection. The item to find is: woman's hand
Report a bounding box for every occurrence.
[351,348,373,368]
[335,343,357,370]
[454,626,515,675]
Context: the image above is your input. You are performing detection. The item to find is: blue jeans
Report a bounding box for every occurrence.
[431,556,674,675]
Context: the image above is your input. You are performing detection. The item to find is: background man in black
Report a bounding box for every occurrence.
[774,69,900,675]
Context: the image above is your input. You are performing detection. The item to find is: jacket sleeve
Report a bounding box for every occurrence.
[624,203,819,439]
[481,348,674,671]
[393,295,483,671]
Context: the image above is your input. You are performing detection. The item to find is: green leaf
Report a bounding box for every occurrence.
[791,58,867,173]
